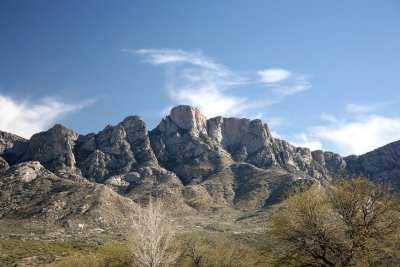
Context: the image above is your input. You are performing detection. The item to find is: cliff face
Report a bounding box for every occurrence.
[0,131,25,173]
[1,105,398,221]
[345,140,400,185]
[0,161,138,237]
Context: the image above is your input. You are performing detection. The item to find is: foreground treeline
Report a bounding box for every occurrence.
[0,232,267,266]
[1,176,399,267]
[265,176,400,266]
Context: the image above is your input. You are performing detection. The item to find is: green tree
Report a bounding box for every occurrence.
[266,176,400,266]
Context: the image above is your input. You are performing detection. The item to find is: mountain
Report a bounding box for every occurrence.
[0,105,399,236]
[345,140,400,186]
[0,161,138,239]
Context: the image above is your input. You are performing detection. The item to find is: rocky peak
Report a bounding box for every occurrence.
[207,117,273,154]
[122,115,147,141]
[3,124,83,181]
[169,105,207,135]
[0,130,26,154]
[345,140,400,184]
[122,115,157,165]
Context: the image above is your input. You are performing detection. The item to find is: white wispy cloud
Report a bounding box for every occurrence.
[128,48,311,119]
[346,101,395,114]
[271,75,311,97]
[287,103,400,155]
[0,94,93,138]
[312,114,400,155]
[129,48,250,118]
[346,103,375,113]
[132,48,224,71]
[258,68,291,83]
[289,133,323,151]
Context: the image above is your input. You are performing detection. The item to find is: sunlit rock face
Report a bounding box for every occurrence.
[169,105,208,136]
[0,131,25,154]
[1,104,397,219]
[3,124,84,181]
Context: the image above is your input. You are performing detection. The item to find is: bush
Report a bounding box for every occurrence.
[177,232,266,267]
[265,176,400,266]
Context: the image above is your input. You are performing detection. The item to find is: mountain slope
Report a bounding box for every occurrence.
[345,140,400,185]
[1,105,399,235]
[0,161,139,239]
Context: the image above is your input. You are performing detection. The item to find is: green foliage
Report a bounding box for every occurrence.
[0,239,94,266]
[47,241,134,267]
[176,232,267,267]
[265,176,400,266]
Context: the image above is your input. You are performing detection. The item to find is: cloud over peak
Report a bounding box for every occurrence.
[0,94,93,138]
[129,48,310,119]
[126,48,225,71]
[287,104,400,156]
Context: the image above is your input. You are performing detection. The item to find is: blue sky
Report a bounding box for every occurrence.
[1,0,400,156]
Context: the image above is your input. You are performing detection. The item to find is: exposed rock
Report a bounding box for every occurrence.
[1,104,398,233]
[0,103,400,245]
[75,124,135,182]
[208,117,273,154]
[150,107,233,185]
[0,161,138,233]
[345,140,400,185]
[74,116,162,186]
[170,105,207,136]
[231,163,294,210]
[122,115,158,165]
[105,175,130,187]
[3,125,84,181]
[0,130,25,154]
[0,156,9,172]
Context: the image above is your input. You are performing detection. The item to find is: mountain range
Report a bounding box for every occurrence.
[1,105,399,238]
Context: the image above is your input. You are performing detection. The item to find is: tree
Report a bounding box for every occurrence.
[131,198,179,267]
[266,176,400,266]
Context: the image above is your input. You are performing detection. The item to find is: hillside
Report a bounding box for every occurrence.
[0,105,399,237]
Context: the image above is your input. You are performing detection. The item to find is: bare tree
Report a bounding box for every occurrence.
[131,198,179,267]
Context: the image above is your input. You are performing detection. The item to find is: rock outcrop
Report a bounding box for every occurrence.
[345,140,400,185]
[0,157,9,172]
[0,161,138,234]
[150,106,233,185]
[207,117,273,154]
[0,104,398,226]
[4,124,83,181]
[0,130,25,153]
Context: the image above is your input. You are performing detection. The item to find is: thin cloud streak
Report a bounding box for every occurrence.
[258,68,291,83]
[130,48,311,119]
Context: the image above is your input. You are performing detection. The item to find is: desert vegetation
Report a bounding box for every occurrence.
[1,176,399,267]
[265,176,400,266]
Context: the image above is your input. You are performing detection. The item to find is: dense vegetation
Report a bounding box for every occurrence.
[265,176,400,266]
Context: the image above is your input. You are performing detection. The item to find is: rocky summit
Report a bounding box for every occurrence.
[1,105,399,236]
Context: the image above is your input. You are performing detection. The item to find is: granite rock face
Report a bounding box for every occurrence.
[0,105,398,220]
[0,131,25,154]
[0,161,138,233]
[0,157,9,172]
[150,106,233,185]
[73,116,182,195]
[345,140,400,185]
[4,124,83,181]
[207,117,273,154]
